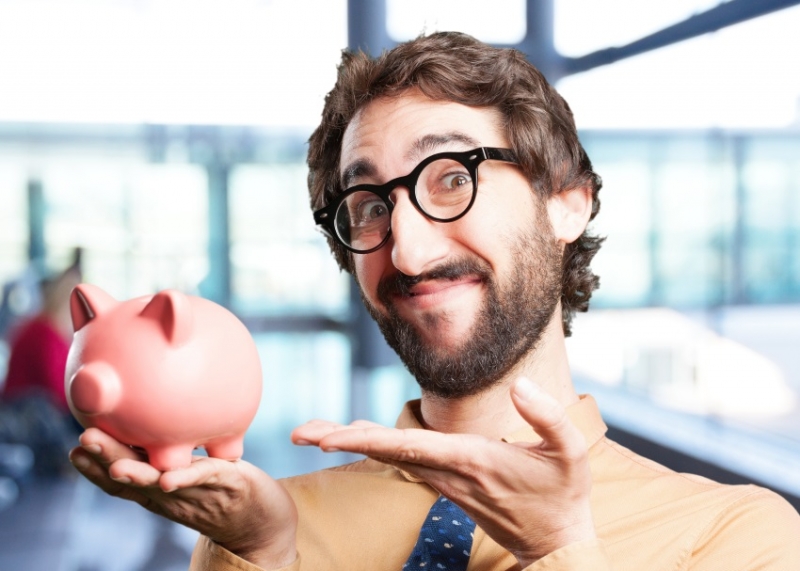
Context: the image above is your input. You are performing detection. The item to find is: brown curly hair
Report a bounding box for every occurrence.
[307,31,603,336]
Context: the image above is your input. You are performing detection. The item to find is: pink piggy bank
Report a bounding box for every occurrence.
[65,283,263,471]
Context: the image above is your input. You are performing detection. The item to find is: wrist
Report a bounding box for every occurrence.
[513,517,597,567]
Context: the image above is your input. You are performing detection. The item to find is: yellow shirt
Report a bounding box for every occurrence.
[190,395,800,570]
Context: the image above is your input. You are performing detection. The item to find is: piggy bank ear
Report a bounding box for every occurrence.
[70,284,118,332]
[140,289,193,347]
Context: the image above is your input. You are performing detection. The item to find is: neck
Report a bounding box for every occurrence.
[417,311,578,438]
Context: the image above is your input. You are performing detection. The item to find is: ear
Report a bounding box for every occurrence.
[70,284,118,332]
[547,184,593,245]
[140,289,193,347]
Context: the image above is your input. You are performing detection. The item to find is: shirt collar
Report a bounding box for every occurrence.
[501,394,608,449]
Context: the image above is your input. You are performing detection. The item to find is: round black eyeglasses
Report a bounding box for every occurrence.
[313,147,518,254]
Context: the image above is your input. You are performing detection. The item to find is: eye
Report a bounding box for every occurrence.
[354,196,388,225]
[442,173,471,190]
[421,159,473,196]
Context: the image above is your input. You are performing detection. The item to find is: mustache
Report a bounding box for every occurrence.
[377,257,491,301]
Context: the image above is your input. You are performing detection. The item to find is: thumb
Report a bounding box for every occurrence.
[510,378,580,452]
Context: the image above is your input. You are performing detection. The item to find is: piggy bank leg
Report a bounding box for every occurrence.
[146,445,195,472]
[204,436,244,462]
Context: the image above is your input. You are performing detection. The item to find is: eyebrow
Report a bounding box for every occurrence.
[341,158,376,189]
[339,131,481,189]
[406,132,480,162]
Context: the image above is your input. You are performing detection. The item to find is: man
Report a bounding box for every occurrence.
[70,32,800,570]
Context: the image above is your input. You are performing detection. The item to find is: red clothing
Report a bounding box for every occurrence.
[2,316,71,413]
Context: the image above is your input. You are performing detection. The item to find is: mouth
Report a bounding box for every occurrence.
[400,277,484,312]
[405,276,482,298]
[377,257,491,308]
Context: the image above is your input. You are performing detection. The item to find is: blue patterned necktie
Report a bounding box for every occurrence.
[403,496,476,570]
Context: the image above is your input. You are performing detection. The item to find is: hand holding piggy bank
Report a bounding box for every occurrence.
[65,284,263,471]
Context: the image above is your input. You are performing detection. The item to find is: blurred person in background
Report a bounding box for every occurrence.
[1,248,83,476]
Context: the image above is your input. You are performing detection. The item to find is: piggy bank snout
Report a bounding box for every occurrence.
[69,362,122,416]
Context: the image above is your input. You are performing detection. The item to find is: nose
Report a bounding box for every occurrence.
[388,187,450,276]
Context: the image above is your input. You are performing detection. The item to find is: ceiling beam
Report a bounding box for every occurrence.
[561,0,800,76]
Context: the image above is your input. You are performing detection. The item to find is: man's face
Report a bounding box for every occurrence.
[340,90,562,398]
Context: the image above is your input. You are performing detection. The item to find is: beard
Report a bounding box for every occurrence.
[360,222,563,399]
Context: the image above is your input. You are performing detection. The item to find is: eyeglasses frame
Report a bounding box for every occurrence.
[313,146,518,254]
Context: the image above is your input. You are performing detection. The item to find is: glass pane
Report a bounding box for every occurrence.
[740,140,800,303]
[245,331,351,478]
[585,159,652,307]
[229,164,349,317]
[0,166,28,285]
[43,160,208,299]
[0,0,347,127]
[572,128,800,454]
[555,0,721,57]
[387,0,526,44]
[127,166,209,294]
[557,5,800,129]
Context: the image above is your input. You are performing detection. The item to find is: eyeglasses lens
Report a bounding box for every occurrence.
[335,190,391,252]
[333,157,476,252]
[416,157,474,219]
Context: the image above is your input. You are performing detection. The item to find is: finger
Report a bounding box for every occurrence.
[79,427,145,465]
[349,419,382,428]
[158,456,240,493]
[511,378,584,456]
[291,418,382,446]
[291,419,346,445]
[318,426,480,470]
[107,457,164,487]
[70,447,151,503]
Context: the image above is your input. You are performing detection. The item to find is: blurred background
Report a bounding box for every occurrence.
[0,0,798,569]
